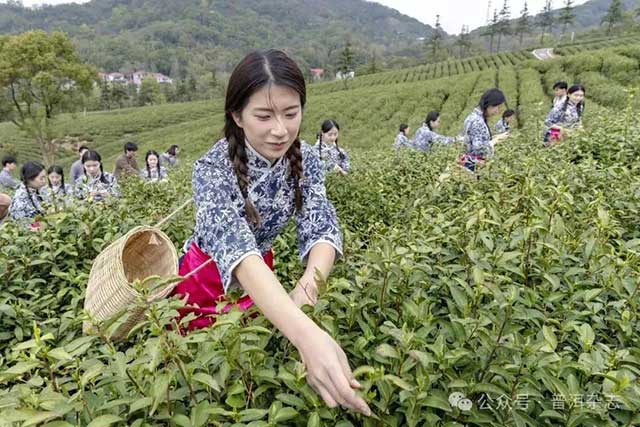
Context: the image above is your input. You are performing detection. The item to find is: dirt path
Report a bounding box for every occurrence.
[532,48,555,60]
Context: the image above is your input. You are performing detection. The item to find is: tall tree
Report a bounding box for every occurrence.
[367,53,380,74]
[515,1,532,46]
[496,0,511,52]
[601,0,624,34]
[0,31,96,165]
[538,0,554,44]
[559,0,575,35]
[426,15,445,62]
[338,41,355,74]
[99,80,112,110]
[483,9,500,53]
[455,25,473,58]
[138,77,164,106]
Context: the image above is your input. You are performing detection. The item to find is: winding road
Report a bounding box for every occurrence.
[532,48,555,60]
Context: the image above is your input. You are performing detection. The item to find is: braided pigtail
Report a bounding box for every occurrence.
[22,177,42,214]
[481,106,493,139]
[286,138,303,211]
[99,164,109,184]
[335,139,346,161]
[228,127,261,228]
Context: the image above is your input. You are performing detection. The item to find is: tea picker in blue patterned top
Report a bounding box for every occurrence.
[41,165,74,208]
[413,111,458,152]
[543,84,585,145]
[315,119,350,175]
[495,109,516,135]
[394,123,412,150]
[9,161,47,222]
[170,49,371,417]
[460,88,509,172]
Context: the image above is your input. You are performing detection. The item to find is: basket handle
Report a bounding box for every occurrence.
[154,198,193,229]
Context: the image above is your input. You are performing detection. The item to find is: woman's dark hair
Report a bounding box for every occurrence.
[478,88,507,138]
[399,123,409,134]
[563,84,586,118]
[21,161,45,213]
[145,150,161,180]
[425,111,440,131]
[2,155,17,167]
[318,119,345,161]
[503,109,516,119]
[553,81,568,90]
[167,145,179,156]
[82,150,109,184]
[224,49,305,227]
[47,165,67,195]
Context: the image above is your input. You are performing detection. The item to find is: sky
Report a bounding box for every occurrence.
[371,0,591,34]
[6,0,592,34]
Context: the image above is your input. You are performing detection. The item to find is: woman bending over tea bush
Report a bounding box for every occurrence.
[413,111,458,152]
[315,119,350,175]
[460,89,509,172]
[543,84,585,145]
[393,123,412,150]
[75,150,120,201]
[171,49,371,416]
[495,109,516,134]
[9,161,47,222]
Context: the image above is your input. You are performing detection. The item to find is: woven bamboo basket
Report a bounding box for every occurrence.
[83,225,179,341]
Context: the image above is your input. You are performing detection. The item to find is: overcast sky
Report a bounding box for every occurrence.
[6,0,592,34]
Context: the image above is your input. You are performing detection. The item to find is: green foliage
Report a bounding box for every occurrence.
[0,0,433,81]
[138,78,166,107]
[2,98,640,426]
[2,37,640,426]
[0,30,97,165]
[602,0,625,34]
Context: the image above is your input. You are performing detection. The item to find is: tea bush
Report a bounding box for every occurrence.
[1,44,640,427]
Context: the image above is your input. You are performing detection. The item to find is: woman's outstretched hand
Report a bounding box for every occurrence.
[297,328,372,416]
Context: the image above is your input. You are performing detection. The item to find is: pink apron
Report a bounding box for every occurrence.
[171,242,274,330]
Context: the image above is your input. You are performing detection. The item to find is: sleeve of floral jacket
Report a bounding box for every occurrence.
[338,149,351,173]
[103,173,121,198]
[544,105,564,128]
[192,146,262,291]
[295,144,343,263]
[432,131,455,145]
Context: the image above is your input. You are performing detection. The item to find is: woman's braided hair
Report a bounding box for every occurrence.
[224,50,306,228]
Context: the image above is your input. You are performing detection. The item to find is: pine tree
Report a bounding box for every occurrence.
[559,0,575,35]
[454,25,472,58]
[496,0,511,52]
[338,41,355,74]
[538,0,554,44]
[602,0,624,35]
[111,83,128,108]
[367,53,380,74]
[516,1,532,46]
[483,9,500,53]
[426,15,445,62]
[99,80,112,110]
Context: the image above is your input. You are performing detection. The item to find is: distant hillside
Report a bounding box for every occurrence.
[0,0,437,78]
[469,0,638,50]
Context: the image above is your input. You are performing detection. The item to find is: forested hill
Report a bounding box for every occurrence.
[562,0,637,31]
[0,0,435,77]
[471,0,638,38]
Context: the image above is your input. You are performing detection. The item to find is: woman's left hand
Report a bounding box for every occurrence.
[289,273,319,307]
